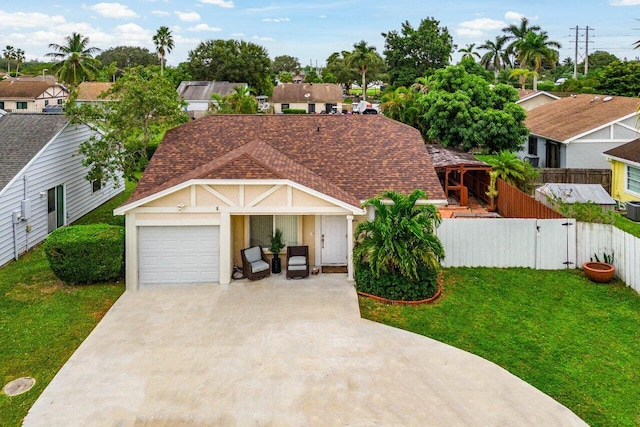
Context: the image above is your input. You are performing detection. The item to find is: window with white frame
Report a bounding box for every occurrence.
[249,215,298,250]
[627,165,640,194]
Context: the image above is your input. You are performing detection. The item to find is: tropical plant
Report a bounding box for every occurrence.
[14,49,25,75]
[46,33,101,86]
[479,35,509,75]
[153,26,174,76]
[354,190,444,281]
[509,68,537,89]
[458,43,480,61]
[210,85,258,114]
[485,151,526,187]
[345,40,384,101]
[502,17,542,66]
[380,86,422,132]
[269,228,285,254]
[3,45,15,75]
[513,31,561,90]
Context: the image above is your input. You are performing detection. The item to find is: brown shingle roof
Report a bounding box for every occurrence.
[124,115,446,207]
[75,82,114,101]
[603,138,640,164]
[271,83,343,103]
[0,81,61,99]
[526,94,640,141]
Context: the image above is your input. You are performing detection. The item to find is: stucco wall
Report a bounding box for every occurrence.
[610,160,640,202]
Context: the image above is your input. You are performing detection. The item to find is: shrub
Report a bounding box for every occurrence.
[536,81,555,91]
[44,224,124,284]
[282,108,307,114]
[355,261,438,300]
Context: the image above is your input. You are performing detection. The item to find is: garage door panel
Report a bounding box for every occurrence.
[138,226,220,285]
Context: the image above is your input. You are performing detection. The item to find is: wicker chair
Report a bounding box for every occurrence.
[241,246,271,280]
[286,245,309,279]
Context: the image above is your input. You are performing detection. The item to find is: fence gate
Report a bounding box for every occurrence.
[535,219,576,269]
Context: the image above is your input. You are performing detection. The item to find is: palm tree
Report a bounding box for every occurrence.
[380,86,419,125]
[3,46,15,75]
[486,151,526,186]
[479,35,509,75]
[513,31,561,90]
[14,49,25,75]
[153,26,174,76]
[46,33,101,86]
[458,43,480,61]
[345,40,383,101]
[509,68,537,89]
[211,85,258,114]
[354,190,444,282]
[502,17,542,66]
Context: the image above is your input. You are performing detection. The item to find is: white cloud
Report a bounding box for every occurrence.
[188,23,222,32]
[262,17,290,23]
[230,32,245,37]
[89,2,139,19]
[455,28,483,38]
[504,11,537,22]
[252,35,275,42]
[0,11,66,28]
[175,11,201,22]
[456,18,505,38]
[198,0,234,8]
[151,10,170,16]
[610,0,640,5]
[112,23,153,45]
[319,15,327,19]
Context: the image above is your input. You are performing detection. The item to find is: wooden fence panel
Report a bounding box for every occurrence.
[536,169,612,194]
[496,179,564,219]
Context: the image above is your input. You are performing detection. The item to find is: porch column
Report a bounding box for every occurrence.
[347,215,354,282]
[125,213,138,291]
[219,211,231,285]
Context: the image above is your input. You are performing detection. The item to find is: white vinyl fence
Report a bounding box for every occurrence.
[436,218,640,294]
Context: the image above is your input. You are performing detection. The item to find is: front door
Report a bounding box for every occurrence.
[546,141,560,168]
[321,216,347,265]
[47,185,64,233]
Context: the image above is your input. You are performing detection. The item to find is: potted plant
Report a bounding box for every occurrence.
[269,228,286,274]
[583,250,615,283]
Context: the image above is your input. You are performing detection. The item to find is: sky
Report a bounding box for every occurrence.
[2,0,640,69]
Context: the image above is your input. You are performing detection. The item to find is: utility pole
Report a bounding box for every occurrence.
[585,26,593,75]
[572,26,578,79]
[570,26,593,78]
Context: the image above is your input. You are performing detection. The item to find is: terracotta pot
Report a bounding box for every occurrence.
[582,262,615,283]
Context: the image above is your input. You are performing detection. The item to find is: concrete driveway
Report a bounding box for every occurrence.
[24,274,586,426]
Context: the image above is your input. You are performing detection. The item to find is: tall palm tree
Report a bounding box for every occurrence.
[3,46,15,75]
[479,35,509,74]
[46,33,101,86]
[14,49,25,75]
[458,43,480,61]
[153,26,174,76]
[502,17,541,67]
[345,40,382,101]
[513,31,561,90]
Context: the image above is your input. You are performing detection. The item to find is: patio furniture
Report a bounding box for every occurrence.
[241,246,271,280]
[286,245,309,279]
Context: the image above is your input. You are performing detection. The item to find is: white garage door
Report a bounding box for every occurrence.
[138,226,220,285]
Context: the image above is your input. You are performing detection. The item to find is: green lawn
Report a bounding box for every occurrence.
[614,213,640,238]
[359,268,640,427]
[0,179,136,426]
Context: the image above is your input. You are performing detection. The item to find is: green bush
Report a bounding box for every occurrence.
[44,224,124,284]
[282,108,307,114]
[355,261,438,301]
[536,81,555,91]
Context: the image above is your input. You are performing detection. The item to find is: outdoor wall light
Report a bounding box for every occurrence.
[177,203,186,211]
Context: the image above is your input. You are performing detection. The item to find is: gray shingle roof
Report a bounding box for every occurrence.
[0,114,69,191]
[177,81,247,100]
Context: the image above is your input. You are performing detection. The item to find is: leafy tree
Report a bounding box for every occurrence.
[502,17,541,66]
[382,18,455,88]
[187,39,273,96]
[278,71,293,83]
[3,46,15,75]
[419,65,528,153]
[458,57,494,82]
[47,33,101,86]
[325,51,359,89]
[14,49,25,75]
[594,60,640,96]
[322,72,337,83]
[479,35,509,75]
[380,86,422,132]
[513,31,560,90]
[96,46,159,70]
[458,43,480,61]
[272,55,300,74]
[303,68,322,83]
[153,26,174,76]
[210,85,258,114]
[345,40,384,101]
[67,66,188,183]
[164,62,192,88]
[353,190,444,300]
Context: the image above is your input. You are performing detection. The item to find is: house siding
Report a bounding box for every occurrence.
[609,160,640,202]
[565,141,627,169]
[0,123,124,267]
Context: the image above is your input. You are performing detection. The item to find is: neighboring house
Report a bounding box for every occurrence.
[74,82,114,105]
[535,183,616,211]
[177,81,247,118]
[603,138,640,202]
[114,115,447,290]
[516,90,560,111]
[271,83,343,114]
[0,113,124,267]
[521,94,640,169]
[292,73,305,84]
[0,80,69,113]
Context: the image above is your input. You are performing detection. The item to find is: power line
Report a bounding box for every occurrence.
[569,26,594,77]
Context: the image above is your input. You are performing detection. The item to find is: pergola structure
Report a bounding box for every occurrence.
[426,144,492,206]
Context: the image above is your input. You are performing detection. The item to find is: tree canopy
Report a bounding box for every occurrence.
[324,51,359,89]
[272,55,301,74]
[382,18,455,88]
[96,46,159,70]
[46,33,101,86]
[594,60,640,97]
[68,66,188,183]
[187,39,273,96]
[210,85,258,114]
[345,40,384,101]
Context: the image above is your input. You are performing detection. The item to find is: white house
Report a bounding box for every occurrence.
[177,81,247,118]
[271,83,343,114]
[0,113,124,267]
[521,94,640,168]
[0,80,69,113]
[516,90,560,111]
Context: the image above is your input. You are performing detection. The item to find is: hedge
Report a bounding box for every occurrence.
[282,108,307,114]
[44,224,124,284]
[355,261,438,301]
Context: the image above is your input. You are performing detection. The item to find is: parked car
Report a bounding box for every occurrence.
[362,108,378,115]
[43,104,64,113]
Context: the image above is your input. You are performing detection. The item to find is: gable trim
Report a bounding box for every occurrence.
[566,112,638,143]
[603,153,640,169]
